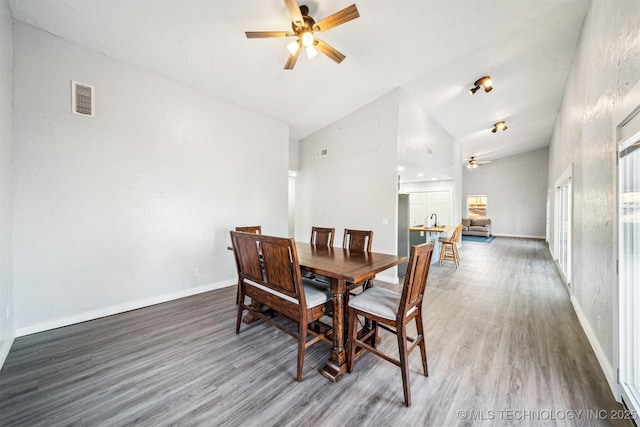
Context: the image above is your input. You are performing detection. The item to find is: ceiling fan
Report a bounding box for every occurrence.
[245,0,360,70]
[466,157,491,169]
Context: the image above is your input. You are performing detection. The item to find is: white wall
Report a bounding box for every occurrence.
[398,90,460,180]
[0,0,14,364]
[12,23,289,333]
[397,90,462,225]
[547,0,640,395]
[295,90,399,280]
[462,148,549,238]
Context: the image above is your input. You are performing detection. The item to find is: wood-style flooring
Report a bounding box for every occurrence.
[0,237,633,426]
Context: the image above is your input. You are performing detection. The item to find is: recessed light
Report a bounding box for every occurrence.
[397,166,405,171]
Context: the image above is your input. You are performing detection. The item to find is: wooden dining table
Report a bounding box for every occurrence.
[295,242,407,382]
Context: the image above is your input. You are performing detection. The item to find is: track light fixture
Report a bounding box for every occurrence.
[492,121,508,133]
[470,76,493,94]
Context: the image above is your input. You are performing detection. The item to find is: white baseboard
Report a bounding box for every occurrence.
[0,329,16,370]
[15,280,236,338]
[570,294,617,397]
[493,233,545,239]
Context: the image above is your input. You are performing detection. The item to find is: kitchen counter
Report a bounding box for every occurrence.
[409,225,455,264]
[409,225,455,233]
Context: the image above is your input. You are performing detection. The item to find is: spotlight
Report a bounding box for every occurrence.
[470,76,493,94]
[492,121,507,133]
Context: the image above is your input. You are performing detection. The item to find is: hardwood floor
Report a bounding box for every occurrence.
[0,238,633,426]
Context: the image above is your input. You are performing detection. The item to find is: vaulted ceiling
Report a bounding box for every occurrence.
[9,0,590,169]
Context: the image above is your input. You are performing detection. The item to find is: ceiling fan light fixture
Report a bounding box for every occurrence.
[492,121,508,133]
[287,40,300,55]
[470,76,493,94]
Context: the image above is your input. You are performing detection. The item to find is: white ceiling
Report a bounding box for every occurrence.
[9,0,589,166]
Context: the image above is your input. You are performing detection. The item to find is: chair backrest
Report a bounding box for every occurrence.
[398,242,435,318]
[450,224,463,243]
[229,231,306,308]
[235,225,262,234]
[310,227,335,247]
[343,229,373,252]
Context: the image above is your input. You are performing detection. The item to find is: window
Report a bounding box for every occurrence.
[467,195,487,219]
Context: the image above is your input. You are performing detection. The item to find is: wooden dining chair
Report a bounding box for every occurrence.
[231,225,262,303]
[342,229,374,293]
[343,229,373,252]
[310,226,335,247]
[304,227,336,281]
[347,242,434,407]
[230,231,333,381]
[235,225,262,234]
[438,223,462,267]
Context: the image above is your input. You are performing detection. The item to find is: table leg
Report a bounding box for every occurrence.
[321,278,347,382]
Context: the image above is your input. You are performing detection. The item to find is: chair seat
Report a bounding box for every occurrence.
[301,278,334,307]
[348,287,401,320]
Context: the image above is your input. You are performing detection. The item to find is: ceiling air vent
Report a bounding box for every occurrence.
[71,81,95,117]
[316,148,329,158]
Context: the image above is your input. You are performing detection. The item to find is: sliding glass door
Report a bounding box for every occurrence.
[554,169,572,286]
[619,132,640,414]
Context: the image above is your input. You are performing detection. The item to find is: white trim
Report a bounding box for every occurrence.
[571,294,617,397]
[15,280,235,338]
[491,233,545,239]
[621,384,640,415]
[0,330,16,370]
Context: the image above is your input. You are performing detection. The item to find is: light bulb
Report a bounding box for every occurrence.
[306,46,318,59]
[287,40,299,56]
[301,32,314,47]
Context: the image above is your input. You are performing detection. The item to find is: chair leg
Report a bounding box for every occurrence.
[453,244,460,267]
[438,243,447,265]
[397,326,412,407]
[236,297,244,334]
[297,322,307,381]
[415,311,428,377]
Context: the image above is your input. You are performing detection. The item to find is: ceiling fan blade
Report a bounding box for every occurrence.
[313,4,359,32]
[314,39,346,64]
[245,31,294,39]
[284,48,300,70]
[284,0,303,26]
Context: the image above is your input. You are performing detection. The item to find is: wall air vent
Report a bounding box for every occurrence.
[71,81,95,117]
[316,148,329,158]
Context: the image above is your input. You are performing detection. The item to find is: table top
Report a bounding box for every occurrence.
[295,242,406,284]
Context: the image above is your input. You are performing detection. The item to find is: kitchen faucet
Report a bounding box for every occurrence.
[430,213,438,227]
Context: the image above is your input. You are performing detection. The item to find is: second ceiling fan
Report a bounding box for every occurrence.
[466,157,491,169]
[245,0,359,70]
